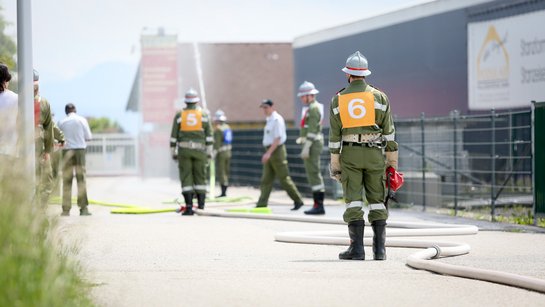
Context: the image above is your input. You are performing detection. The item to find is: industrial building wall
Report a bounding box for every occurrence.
[293,8,470,123]
[293,0,545,123]
[178,43,294,124]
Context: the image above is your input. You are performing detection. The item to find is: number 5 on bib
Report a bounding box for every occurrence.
[180,110,203,131]
[338,92,376,128]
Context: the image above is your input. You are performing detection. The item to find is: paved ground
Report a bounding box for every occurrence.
[49,177,545,307]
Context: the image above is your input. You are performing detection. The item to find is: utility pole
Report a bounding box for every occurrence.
[17,0,35,188]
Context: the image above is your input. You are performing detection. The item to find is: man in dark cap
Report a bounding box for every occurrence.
[256,99,304,209]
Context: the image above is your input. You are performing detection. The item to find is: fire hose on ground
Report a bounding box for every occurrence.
[196,208,545,293]
[51,196,545,293]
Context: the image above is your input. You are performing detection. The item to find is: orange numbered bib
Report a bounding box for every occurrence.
[180,109,203,131]
[338,92,376,128]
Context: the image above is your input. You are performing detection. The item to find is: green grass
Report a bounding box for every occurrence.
[443,205,545,227]
[0,158,93,306]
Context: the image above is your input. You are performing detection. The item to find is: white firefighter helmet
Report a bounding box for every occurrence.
[297,81,319,97]
[184,88,200,103]
[214,109,227,122]
[341,51,371,77]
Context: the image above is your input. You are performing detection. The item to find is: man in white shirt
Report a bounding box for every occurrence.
[0,63,18,160]
[57,103,92,216]
[256,99,304,209]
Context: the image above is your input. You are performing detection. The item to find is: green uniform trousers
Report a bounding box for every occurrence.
[303,139,325,192]
[62,149,89,211]
[35,139,53,207]
[257,144,303,206]
[341,145,388,224]
[50,149,62,196]
[179,148,207,193]
[216,150,231,186]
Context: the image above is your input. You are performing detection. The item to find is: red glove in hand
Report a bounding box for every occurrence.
[386,166,404,192]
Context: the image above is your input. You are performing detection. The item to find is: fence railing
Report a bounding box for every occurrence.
[230,109,533,219]
[395,109,532,219]
[86,133,139,176]
[230,129,339,198]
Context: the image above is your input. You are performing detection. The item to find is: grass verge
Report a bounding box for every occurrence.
[0,157,93,306]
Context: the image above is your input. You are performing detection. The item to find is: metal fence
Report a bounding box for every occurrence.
[230,129,338,198]
[230,109,533,218]
[395,109,532,217]
[86,133,139,176]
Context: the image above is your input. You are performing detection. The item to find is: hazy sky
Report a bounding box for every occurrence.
[2,0,433,80]
[2,0,435,131]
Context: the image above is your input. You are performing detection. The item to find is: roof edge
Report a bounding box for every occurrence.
[293,0,494,49]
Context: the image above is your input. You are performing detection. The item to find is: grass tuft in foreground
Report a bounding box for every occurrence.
[0,157,93,306]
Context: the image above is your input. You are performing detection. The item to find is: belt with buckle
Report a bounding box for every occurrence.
[179,141,205,150]
[342,141,383,148]
[218,145,232,152]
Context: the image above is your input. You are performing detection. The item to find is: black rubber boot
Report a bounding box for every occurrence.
[217,185,227,197]
[339,220,365,260]
[372,220,387,260]
[196,193,206,209]
[80,207,91,216]
[304,192,325,215]
[61,206,71,216]
[182,192,194,215]
[291,201,304,211]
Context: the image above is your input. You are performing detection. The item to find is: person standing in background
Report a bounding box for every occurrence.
[0,63,18,163]
[256,99,304,210]
[33,70,54,207]
[58,103,92,216]
[296,81,326,215]
[170,88,213,215]
[213,109,232,197]
[50,116,65,197]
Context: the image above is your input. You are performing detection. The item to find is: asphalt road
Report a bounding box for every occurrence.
[49,177,545,307]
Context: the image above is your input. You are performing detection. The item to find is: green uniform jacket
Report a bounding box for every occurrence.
[170,105,213,148]
[53,121,65,144]
[213,123,232,151]
[299,100,323,141]
[328,79,397,153]
[36,95,54,154]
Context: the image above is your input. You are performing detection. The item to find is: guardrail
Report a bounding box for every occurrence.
[86,133,139,176]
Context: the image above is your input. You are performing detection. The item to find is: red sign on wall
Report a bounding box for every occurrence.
[140,36,179,124]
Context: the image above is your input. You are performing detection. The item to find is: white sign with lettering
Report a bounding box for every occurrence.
[468,10,545,110]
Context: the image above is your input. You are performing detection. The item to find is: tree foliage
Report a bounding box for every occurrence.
[88,117,124,133]
[0,5,16,68]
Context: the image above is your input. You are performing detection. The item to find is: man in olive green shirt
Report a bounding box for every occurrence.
[33,70,54,207]
[330,51,398,261]
[170,88,213,215]
[296,81,326,215]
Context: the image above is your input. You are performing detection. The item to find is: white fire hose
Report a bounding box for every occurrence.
[197,208,545,293]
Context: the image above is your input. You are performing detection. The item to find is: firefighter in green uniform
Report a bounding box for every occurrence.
[213,110,232,197]
[50,119,65,196]
[329,51,398,260]
[256,99,304,210]
[296,81,326,215]
[33,70,54,207]
[170,88,213,215]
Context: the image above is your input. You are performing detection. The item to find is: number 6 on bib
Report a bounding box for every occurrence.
[338,92,375,128]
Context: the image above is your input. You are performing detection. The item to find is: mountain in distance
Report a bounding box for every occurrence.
[40,61,139,134]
